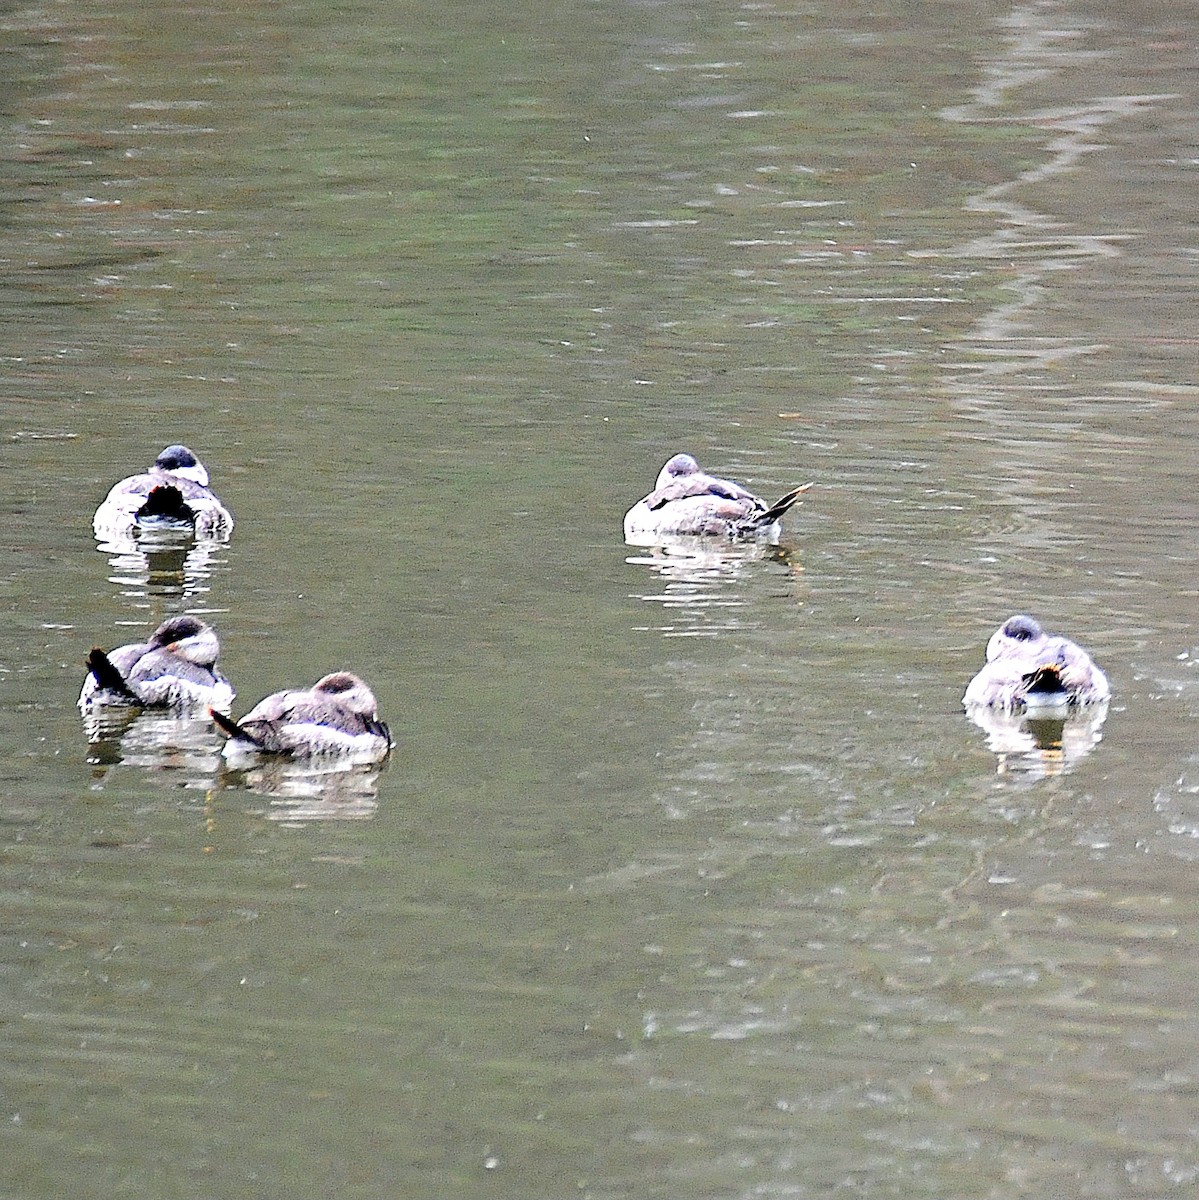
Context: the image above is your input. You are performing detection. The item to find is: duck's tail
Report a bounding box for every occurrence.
[1021,663,1068,695]
[751,482,813,528]
[85,648,143,703]
[136,484,196,525]
[210,707,268,747]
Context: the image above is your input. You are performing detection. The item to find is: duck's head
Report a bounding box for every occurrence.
[312,671,379,716]
[154,445,210,487]
[986,613,1047,662]
[149,615,220,665]
[654,453,701,489]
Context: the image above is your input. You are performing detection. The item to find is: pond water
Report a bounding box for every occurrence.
[3,0,1199,1196]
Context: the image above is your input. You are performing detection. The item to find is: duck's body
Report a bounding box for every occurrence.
[79,615,235,712]
[624,453,811,544]
[93,445,234,541]
[963,614,1110,711]
[213,672,391,763]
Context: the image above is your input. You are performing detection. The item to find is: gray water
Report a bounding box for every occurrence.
[3,0,1199,1196]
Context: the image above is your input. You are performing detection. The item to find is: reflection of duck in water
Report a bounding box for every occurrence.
[78,615,235,713]
[227,754,387,820]
[966,704,1109,778]
[963,614,1110,711]
[84,708,226,786]
[98,537,226,603]
[93,445,234,541]
[212,673,391,764]
[626,540,804,638]
[624,454,811,545]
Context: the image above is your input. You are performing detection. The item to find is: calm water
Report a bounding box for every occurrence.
[3,0,1199,1196]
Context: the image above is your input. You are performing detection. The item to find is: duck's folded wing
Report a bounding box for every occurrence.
[645,474,755,511]
[128,649,218,688]
[96,473,157,514]
[289,698,380,735]
[1048,642,1102,694]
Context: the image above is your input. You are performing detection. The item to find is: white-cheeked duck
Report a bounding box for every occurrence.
[962,614,1110,711]
[93,445,234,541]
[79,615,235,712]
[624,453,811,544]
[212,672,391,763]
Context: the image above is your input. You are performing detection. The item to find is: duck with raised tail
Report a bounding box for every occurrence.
[93,444,234,541]
[79,615,235,712]
[962,614,1110,711]
[212,672,392,764]
[624,453,811,544]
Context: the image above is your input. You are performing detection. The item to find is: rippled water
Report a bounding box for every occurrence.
[3,0,1199,1196]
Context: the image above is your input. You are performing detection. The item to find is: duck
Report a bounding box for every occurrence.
[79,615,235,712]
[623,453,811,544]
[211,672,391,762]
[93,445,234,541]
[962,614,1111,711]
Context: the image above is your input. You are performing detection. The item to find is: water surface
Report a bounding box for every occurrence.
[3,0,1199,1196]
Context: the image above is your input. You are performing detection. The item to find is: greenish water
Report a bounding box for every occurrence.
[3,0,1199,1197]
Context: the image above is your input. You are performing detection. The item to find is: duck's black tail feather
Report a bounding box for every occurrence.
[1021,663,1066,694]
[753,482,813,528]
[86,648,143,703]
[210,708,267,746]
[136,485,196,525]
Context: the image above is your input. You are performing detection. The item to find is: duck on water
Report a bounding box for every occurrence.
[212,672,391,764]
[962,614,1110,712]
[78,615,235,713]
[93,445,234,541]
[624,453,812,545]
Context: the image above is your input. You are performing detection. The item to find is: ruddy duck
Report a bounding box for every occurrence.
[624,453,811,544]
[93,445,234,541]
[962,614,1110,711]
[212,672,391,762]
[79,615,235,712]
